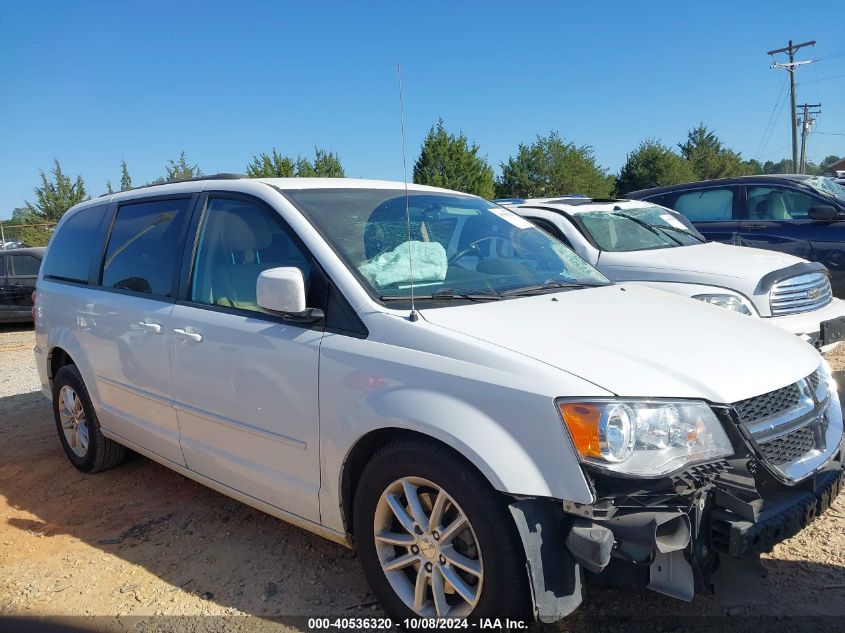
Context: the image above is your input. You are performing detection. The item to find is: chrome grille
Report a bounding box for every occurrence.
[770,273,832,316]
[731,369,837,482]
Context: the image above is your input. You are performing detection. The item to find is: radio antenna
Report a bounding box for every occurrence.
[397,63,418,322]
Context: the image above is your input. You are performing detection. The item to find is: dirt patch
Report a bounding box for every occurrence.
[0,326,843,631]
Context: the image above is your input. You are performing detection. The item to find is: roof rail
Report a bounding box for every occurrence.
[98,172,247,197]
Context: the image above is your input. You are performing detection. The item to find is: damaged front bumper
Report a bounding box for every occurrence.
[510,449,845,624]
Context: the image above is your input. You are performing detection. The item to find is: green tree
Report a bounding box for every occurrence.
[246,148,296,177]
[679,123,749,180]
[11,207,29,221]
[743,159,763,175]
[818,155,843,175]
[615,139,696,195]
[105,180,114,194]
[19,160,88,245]
[24,160,88,222]
[150,151,202,184]
[761,159,792,174]
[412,119,495,198]
[310,148,345,177]
[246,147,344,178]
[496,131,614,198]
[120,160,132,191]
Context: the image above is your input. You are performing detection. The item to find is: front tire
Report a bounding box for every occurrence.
[353,437,530,621]
[52,364,127,473]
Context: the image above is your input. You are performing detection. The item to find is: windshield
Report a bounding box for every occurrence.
[284,189,610,302]
[573,205,705,252]
[805,176,845,203]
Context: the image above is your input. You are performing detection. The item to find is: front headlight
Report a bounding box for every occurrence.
[692,293,755,316]
[557,399,733,477]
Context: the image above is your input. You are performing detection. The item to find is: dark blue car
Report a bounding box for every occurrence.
[626,175,845,297]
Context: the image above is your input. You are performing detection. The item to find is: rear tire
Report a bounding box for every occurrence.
[353,436,530,621]
[52,364,127,473]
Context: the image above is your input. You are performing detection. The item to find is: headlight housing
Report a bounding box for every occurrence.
[692,293,755,316]
[557,399,733,477]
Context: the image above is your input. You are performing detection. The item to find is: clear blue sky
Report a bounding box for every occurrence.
[1,0,844,217]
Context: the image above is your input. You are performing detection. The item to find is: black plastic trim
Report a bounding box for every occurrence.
[711,465,843,557]
[755,261,829,294]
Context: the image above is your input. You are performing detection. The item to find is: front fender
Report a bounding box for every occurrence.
[318,326,602,533]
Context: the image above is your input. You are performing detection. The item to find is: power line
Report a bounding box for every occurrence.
[758,83,791,160]
[767,39,817,171]
[759,144,791,159]
[755,74,789,160]
[816,49,845,60]
[798,73,845,85]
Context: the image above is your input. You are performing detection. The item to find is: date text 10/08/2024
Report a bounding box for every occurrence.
[307,618,529,630]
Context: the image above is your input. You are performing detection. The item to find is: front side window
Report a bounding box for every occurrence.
[10,255,41,276]
[573,206,704,252]
[101,198,191,296]
[191,197,311,312]
[286,189,609,301]
[673,188,734,222]
[747,186,822,221]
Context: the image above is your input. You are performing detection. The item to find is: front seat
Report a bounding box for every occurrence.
[212,211,273,310]
[751,192,791,220]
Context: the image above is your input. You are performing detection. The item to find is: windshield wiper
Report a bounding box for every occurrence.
[502,279,590,296]
[650,224,705,243]
[380,288,503,302]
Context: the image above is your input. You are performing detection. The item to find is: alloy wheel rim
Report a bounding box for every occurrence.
[373,476,483,618]
[58,385,89,458]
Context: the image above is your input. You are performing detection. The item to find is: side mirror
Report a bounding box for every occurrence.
[808,205,838,221]
[256,267,324,323]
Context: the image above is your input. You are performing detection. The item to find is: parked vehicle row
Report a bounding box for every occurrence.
[34,176,844,623]
[498,196,845,352]
[626,175,845,297]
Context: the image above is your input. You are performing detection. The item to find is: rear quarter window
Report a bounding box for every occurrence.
[101,197,191,297]
[42,204,108,283]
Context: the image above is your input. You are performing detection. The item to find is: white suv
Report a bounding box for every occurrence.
[501,197,845,353]
[34,177,844,622]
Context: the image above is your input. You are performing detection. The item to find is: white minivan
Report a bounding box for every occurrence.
[501,197,845,353]
[35,177,844,623]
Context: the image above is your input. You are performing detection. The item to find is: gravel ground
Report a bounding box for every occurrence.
[0,325,843,633]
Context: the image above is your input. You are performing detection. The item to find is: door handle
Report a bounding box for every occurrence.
[137,321,162,334]
[173,328,203,343]
[744,224,768,230]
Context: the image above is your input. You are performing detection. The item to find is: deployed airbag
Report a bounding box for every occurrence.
[358,240,448,289]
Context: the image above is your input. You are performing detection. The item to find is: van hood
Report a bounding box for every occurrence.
[420,284,819,403]
[597,242,803,291]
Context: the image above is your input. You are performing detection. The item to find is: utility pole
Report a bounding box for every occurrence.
[767,39,816,172]
[797,103,821,174]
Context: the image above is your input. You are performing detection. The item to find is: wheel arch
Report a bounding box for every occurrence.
[48,346,76,388]
[339,427,502,537]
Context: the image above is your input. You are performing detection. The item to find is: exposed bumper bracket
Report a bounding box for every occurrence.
[509,500,583,623]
